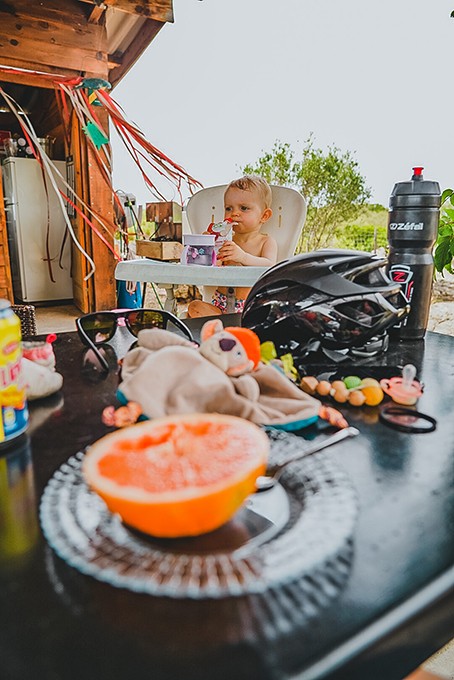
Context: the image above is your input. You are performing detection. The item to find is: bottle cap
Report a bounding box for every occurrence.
[389,168,441,205]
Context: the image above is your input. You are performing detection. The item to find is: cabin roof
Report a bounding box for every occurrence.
[0,0,174,88]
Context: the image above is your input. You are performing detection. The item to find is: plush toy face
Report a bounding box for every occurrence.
[199,330,254,376]
[199,319,259,377]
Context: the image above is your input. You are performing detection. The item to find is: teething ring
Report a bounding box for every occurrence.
[380,376,423,406]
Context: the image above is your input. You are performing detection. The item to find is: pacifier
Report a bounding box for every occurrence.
[380,364,423,405]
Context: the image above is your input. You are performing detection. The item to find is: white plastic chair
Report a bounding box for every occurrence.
[185,183,307,302]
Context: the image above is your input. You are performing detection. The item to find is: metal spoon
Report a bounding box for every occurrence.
[256,426,360,492]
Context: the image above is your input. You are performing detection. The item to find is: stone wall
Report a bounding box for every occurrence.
[428,279,454,335]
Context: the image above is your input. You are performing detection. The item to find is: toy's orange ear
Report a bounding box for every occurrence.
[225,327,261,368]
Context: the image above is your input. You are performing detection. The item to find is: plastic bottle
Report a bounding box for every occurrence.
[387,167,441,340]
[0,436,39,571]
[0,300,28,447]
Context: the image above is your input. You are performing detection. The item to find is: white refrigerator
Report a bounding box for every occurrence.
[2,157,73,303]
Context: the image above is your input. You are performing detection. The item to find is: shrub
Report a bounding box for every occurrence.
[331,224,388,252]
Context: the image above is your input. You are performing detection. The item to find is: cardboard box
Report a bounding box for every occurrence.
[136,240,184,261]
[145,201,182,241]
[146,201,182,223]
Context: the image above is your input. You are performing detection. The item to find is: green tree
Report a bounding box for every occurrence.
[434,189,454,276]
[242,137,371,252]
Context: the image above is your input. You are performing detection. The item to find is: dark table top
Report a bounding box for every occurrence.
[1,319,453,680]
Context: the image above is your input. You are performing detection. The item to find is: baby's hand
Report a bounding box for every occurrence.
[217,240,245,265]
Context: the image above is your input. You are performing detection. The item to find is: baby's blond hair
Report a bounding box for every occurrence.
[226,175,272,210]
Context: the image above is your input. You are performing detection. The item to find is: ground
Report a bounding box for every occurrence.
[428,278,454,335]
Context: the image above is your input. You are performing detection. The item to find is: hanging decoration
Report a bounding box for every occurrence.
[0,85,99,280]
[64,76,202,201]
[58,75,202,256]
[82,121,110,149]
[0,65,203,281]
[75,77,111,107]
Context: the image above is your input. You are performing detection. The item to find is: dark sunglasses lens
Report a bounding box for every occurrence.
[127,310,165,336]
[81,313,116,344]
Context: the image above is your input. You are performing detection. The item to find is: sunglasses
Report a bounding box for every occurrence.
[76,308,194,372]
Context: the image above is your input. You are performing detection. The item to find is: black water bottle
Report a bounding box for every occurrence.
[387,167,441,340]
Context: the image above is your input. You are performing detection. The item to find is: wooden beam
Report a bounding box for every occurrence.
[0,12,107,52]
[0,2,108,79]
[87,4,106,23]
[1,1,89,27]
[0,2,171,86]
[84,108,117,310]
[79,0,173,23]
[69,109,93,313]
[0,29,108,76]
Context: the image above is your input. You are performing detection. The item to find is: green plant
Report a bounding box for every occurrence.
[434,189,454,276]
[242,137,371,253]
[332,224,387,252]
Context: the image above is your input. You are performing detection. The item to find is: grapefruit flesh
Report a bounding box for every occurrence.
[82,414,269,538]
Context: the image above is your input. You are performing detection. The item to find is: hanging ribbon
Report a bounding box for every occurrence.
[0,70,203,276]
[0,87,98,279]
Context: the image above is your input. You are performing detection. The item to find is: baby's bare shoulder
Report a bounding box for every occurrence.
[260,233,277,250]
[260,233,278,263]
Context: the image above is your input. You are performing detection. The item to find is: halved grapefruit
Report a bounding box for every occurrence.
[82,413,269,538]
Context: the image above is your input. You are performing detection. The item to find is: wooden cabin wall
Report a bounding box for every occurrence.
[0,0,174,312]
[0,82,116,311]
[34,92,66,161]
[0,84,117,311]
[0,1,114,311]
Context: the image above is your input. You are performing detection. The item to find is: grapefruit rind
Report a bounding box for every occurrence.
[82,413,269,538]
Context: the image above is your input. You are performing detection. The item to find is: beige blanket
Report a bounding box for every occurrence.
[119,329,321,428]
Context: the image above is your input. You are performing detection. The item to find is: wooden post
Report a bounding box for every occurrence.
[0,166,14,303]
[67,103,117,312]
[85,107,117,310]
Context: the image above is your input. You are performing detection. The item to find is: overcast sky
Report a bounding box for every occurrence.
[111,0,454,209]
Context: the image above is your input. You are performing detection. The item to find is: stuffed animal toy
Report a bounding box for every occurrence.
[198,319,261,377]
[104,319,349,431]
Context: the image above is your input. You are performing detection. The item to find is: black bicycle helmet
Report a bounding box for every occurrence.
[241,249,410,351]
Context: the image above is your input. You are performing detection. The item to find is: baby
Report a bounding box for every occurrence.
[188,175,278,317]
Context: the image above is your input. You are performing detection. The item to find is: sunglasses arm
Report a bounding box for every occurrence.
[171,315,195,342]
[76,318,111,372]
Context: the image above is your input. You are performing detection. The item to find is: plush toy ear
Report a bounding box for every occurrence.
[200,318,224,342]
[225,327,261,369]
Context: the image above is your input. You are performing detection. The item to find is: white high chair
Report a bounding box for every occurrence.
[185,183,307,304]
[115,184,307,314]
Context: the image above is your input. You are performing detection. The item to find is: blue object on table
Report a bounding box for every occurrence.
[116,280,143,309]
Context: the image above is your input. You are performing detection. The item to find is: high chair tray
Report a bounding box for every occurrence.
[115,258,268,286]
